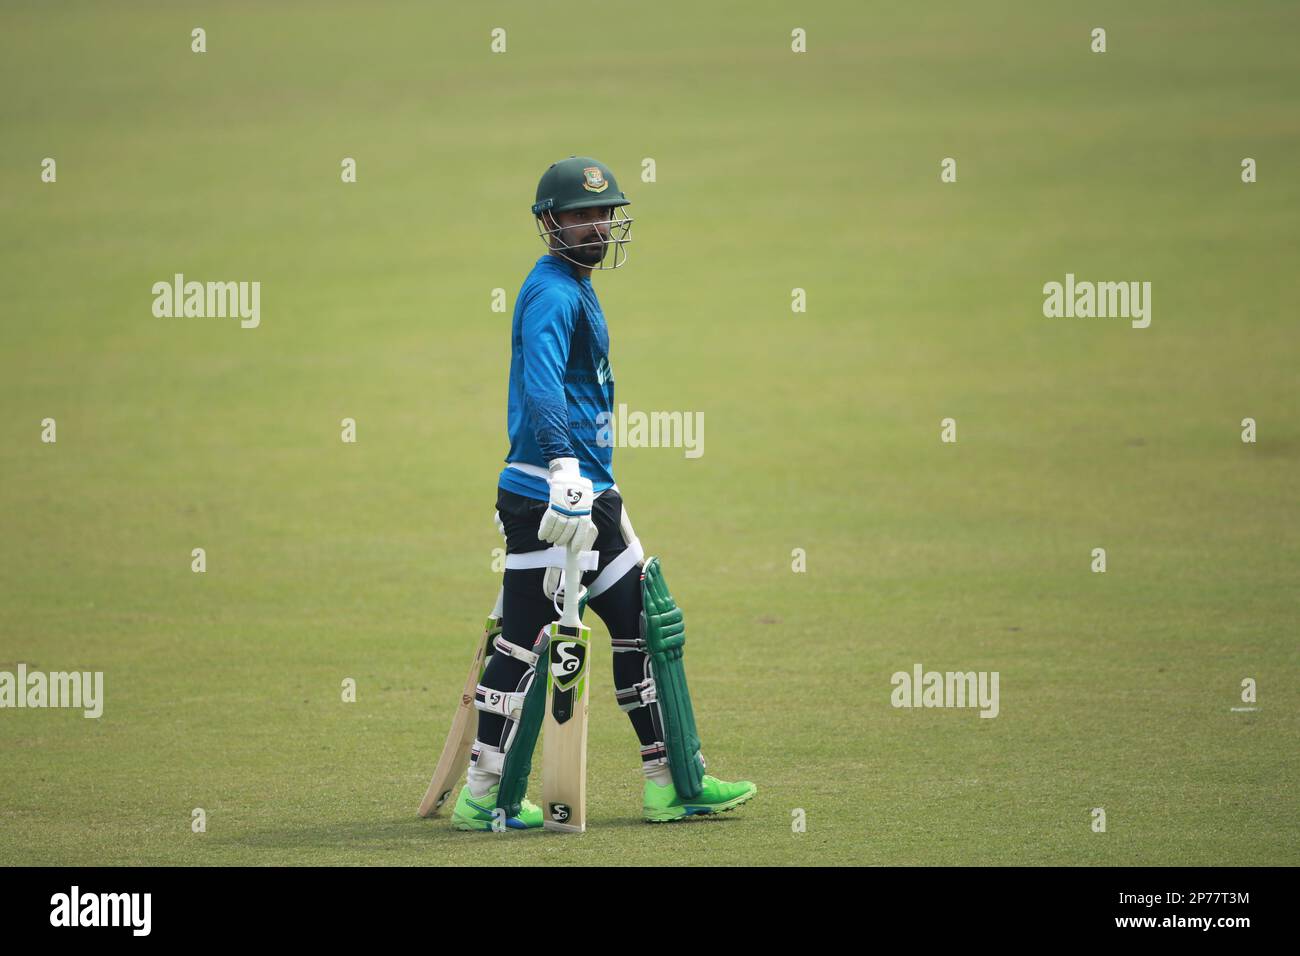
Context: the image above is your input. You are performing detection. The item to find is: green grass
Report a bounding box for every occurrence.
[1,0,1296,866]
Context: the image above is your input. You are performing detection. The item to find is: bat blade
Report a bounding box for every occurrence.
[542,619,591,832]
[542,546,590,833]
[418,608,500,818]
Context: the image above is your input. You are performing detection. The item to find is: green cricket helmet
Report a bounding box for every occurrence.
[531,156,633,270]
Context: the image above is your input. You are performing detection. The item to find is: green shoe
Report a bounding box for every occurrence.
[450,783,543,831]
[643,773,757,823]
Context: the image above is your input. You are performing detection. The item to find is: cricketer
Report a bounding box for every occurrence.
[448,156,758,830]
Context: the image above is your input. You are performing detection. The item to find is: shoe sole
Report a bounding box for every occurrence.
[451,817,541,831]
[644,785,757,823]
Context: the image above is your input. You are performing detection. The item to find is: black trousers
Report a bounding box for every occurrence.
[476,487,661,765]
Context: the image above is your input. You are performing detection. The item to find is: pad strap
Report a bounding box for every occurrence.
[585,537,644,601]
[491,633,538,668]
[471,742,505,775]
[615,675,657,712]
[474,684,526,719]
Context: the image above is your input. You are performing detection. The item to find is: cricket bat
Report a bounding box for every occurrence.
[541,542,591,832]
[417,587,503,818]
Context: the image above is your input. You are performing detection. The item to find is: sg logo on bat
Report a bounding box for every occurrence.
[547,631,589,724]
[550,641,586,685]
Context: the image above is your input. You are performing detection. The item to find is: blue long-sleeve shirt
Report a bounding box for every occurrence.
[498,254,616,501]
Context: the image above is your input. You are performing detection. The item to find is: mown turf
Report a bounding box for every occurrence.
[1,0,1296,865]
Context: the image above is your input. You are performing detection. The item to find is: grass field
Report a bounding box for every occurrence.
[1,0,1297,866]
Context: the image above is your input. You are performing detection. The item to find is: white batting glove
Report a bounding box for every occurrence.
[538,457,596,550]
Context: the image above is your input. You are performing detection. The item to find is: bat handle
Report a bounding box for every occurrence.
[559,540,582,628]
